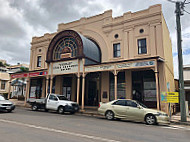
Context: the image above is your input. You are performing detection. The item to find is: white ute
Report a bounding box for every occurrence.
[27,94,79,114]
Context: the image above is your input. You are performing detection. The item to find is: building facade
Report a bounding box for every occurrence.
[183,65,190,109]
[20,5,174,112]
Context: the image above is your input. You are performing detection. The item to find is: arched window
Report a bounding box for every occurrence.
[53,37,78,60]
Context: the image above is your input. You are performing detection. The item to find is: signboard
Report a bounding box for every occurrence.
[161,92,179,103]
[161,92,168,103]
[167,92,179,103]
[11,73,28,79]
[52,60,78,75]
[29,71,47,77]
[116,61,155,69]
[85,65,114,72]
[30,86,36,98]
[11,71,47,79]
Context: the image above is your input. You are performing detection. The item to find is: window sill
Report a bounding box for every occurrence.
[134,54,151,58]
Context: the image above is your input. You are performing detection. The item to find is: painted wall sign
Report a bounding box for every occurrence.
[85,64,114,72]
[52,60,78,75]
[116,61,155,69]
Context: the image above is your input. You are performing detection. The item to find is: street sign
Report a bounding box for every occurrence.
[161,92,167,103]
[167,92,179,103]
[161,92,179,103]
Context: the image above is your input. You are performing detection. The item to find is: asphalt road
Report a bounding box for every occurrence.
[0,107,190,142]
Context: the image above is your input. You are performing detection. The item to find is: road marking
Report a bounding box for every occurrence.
[161,125,190,131]
[0,119,121,142]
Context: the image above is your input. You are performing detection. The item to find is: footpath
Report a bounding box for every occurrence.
[11,99,190,126]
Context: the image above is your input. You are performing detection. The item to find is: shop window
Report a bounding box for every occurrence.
[109,72,126,101]
[37,56,41,67]
[113,43,121,58]
[1,80,6,90]
[138,38,147,54]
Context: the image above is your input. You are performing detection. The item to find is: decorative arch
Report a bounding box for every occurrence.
[46,30,84,63]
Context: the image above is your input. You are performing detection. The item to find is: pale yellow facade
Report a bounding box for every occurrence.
[23,4,175,112]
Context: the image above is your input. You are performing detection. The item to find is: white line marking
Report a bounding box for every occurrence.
[162,125,190,131]
[0,119,121,142]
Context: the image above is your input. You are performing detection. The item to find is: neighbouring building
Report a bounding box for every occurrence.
[0,66,9,96]
[10,4,175,112]
[183,64,190,109]
[0,60,29,99]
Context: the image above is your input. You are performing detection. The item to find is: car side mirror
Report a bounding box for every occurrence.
[137,106,141,109]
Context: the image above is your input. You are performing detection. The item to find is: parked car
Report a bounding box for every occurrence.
[98,99,169,125]
[0,95,15,112]
[27,94,79,114]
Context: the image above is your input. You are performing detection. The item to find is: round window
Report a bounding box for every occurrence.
[114,34,119,39]
[139,29,144,33]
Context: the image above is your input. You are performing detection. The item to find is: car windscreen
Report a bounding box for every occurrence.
[136,101,148,108]
[57,96,68,100]
[0,96,5,101]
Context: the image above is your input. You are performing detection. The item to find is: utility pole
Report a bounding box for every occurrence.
[175,1,187,122]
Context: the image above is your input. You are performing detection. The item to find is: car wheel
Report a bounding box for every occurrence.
[58,106,64,114]
[32,104,38,111]
[145,114,156,125]
[105,111,114,120]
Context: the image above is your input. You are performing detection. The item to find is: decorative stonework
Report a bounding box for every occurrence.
[46,30,84,63]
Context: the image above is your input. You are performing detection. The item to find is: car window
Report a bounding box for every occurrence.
[112,100,126,106]
[49,95,57,101]
[57,96,68,100]
[126,100,137,108]
[0,96,5,101]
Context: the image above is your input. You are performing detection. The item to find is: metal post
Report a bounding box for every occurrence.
[175,2,187,122]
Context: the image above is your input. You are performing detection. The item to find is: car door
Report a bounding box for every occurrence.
[112,100,127,118]
[125,100,145,121]
[46,94,59,110]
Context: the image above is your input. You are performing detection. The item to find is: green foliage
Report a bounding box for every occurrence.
[0,61,5,67]
[20,67,29,72]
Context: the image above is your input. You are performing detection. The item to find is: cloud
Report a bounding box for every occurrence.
[0,0,189,78]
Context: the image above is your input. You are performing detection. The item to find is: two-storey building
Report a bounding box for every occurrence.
[24,4,174,112]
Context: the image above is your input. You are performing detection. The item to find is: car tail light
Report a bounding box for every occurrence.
[98,103,101,108]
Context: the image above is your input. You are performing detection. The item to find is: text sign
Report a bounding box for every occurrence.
[161,92,179,103]
[85,65,114,72]
[167,92,179,103]
[116,61,155,69]
[52,60,78,75]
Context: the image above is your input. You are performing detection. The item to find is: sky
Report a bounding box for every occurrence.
[0,0,190,78]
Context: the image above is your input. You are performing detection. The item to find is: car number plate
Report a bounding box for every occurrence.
[6,107,11,110]
[74,107,78,110]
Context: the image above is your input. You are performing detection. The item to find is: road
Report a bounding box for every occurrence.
[0,107,190,142]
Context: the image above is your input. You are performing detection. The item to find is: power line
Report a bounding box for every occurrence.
[167,0,176,3]
[184,9,190,14]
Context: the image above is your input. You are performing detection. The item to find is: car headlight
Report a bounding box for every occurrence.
[156,112,168,116]
[66,103,72,106]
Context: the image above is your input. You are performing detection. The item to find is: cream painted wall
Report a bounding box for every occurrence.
[101,72,109,102]
[30,4,167,71]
